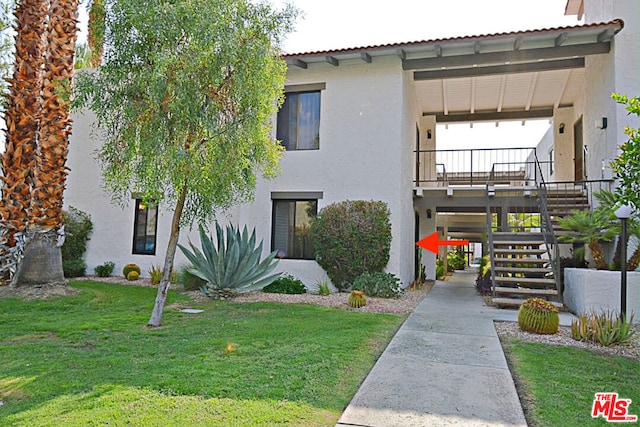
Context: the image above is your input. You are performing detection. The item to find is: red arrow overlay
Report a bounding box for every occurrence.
[416,232,469,254]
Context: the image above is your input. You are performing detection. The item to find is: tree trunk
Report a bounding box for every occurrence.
[11,230,66,286]
[147,182,188,327]
[0,0,47,243]
[627,246,640,271]
[589,239,608,270]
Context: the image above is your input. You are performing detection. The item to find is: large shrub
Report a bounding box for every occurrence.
[310,200,392,291]
[62,207,93,277]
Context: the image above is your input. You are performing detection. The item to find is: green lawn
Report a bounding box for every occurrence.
[0,281,404,426]
[504,340,639,427]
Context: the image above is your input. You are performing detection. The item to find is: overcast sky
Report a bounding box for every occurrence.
[269,0,582,148]
[273,0,582,54]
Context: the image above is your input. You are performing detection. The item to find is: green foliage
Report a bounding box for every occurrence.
[611,93,640,212]
[61,207,93,278]
[317,280,331,296]
[122,263,141,278]
[447,247,466,272]
[517,298,559,335]
[0,280,404,424]
[179,223,281,294]
[263,274,306,294]
[73,0,297,226]
[149,265,163,285]
[94,261,115,277]
[74,43,92,69]
[436,258,445,279]
[347,290,367,308]
[571,311,635,346]
[352,271,403,299]
[62,259,87,278]
[310,200,392,291]
[475,255,492,295]
[126,270,140,281]
[505,341,639,426]
[176,265,207,291]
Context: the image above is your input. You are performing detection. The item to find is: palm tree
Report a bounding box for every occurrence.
[558,209,613,270]
[87,0,104,67]
[0,0,47,280]
[594,190,640,271]
[2,0,80,285]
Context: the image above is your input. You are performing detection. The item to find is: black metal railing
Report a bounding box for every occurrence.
[414,147,537,187]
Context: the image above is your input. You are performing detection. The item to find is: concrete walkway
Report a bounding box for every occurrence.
[337,269,575,427]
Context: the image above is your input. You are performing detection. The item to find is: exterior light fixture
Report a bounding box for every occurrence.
[559,123,565,134]
[427,129,432,139]
[614,204,632,317]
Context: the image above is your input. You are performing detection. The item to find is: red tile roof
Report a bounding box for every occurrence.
[281,20,624,58]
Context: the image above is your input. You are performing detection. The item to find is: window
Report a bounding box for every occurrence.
[272,199,317,259]
[277,86,322,150]
[132,199,158,255]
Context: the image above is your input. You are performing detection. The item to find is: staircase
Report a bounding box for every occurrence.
[545,184,591,236]
[486,183,599,309]
[490,231,562,308]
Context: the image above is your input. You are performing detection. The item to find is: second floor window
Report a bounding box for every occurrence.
[277,91,321,150]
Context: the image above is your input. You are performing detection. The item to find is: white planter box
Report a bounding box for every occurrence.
[564,268,640,323]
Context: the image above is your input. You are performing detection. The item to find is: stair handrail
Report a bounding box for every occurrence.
[532,152,562,298]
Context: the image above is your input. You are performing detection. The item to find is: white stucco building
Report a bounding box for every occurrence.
[65,0,639,292]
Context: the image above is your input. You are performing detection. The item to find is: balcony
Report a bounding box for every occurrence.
[414,147,539,188]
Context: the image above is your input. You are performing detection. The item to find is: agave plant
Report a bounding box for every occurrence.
[179,223,281,294]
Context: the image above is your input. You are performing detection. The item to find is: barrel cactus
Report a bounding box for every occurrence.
[126,270,140,281]
[348,290,367,308]
[123,263,141,278]
[518,298,559,334]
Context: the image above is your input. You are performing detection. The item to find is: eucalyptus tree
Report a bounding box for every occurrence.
[74,0,297,326]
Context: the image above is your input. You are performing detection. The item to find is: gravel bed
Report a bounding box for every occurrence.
[495,321,639,360]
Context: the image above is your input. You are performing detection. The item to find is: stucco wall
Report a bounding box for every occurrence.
[578,0,640,181]
[236,55,416,289]
[65,109,225,278]
[564,268,640,323]
[67,55,417,288]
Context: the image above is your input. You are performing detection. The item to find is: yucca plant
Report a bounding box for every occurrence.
[179,223,281,294]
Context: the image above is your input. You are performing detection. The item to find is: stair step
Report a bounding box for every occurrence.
[495,276,556,286]
[494,248,546,255]
[494,287,559,296]
[492,297,564,309]
[493,241,544,246]
[493,258,549,264]
[494,267,553,274]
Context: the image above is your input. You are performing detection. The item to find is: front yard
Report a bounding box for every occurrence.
[0,280,404,426]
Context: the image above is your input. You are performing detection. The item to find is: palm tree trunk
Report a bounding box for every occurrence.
[627,246,640,271]
[148,181,188,327]
[12,0,79,286]
[1,0,47,242]
[589,238,608,270]
[88,0,105,67]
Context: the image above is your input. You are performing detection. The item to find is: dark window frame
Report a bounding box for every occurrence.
[132,199,158,255]
[277,85,323,151]
[271,198,318,260]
